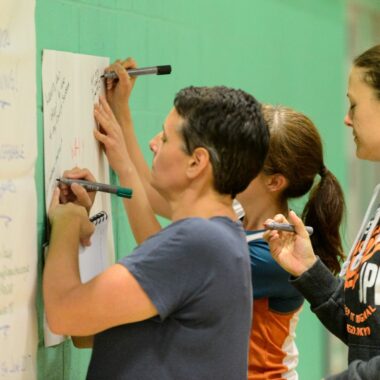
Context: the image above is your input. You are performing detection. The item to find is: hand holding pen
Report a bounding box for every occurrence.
[102,64,171,80]
[101,58,171,116]
[57,178,133,199]
[264,221,314,235]
[58,168,97,213]
[263,211,318,277]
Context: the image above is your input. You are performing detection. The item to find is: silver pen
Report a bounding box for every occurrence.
[264,221,313,236]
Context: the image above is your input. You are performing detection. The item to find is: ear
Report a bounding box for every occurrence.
[266,173,288,193]
[186,147,210,179]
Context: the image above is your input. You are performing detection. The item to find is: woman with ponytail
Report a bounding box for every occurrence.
[234,104,345,379]
[264,45,380,379]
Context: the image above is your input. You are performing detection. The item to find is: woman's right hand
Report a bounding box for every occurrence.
[49,187,95,247]
[263,210,317,277]
[59,167,97,214]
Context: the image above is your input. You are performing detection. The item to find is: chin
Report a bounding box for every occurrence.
[356,150,367,160]
[150,179,158,191]
[151,180,165,195]
[356,148,380,162]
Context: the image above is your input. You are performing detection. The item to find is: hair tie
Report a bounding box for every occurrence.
[319,165,328,177]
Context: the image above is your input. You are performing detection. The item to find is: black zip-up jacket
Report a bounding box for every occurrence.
[291,258,380,379]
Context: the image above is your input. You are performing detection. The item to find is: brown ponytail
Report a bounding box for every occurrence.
[262,105,346,274]
[302,168,345,274]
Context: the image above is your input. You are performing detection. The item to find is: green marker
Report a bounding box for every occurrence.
[57,178,133,199]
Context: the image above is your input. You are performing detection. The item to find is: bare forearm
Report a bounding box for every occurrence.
[43,217,82,333]
[117,107,172,219]
[118,164,161,244]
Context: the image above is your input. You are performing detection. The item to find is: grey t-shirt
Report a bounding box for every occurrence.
[87,217,252,380]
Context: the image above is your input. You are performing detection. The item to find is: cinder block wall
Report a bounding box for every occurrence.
[36,1,347,379]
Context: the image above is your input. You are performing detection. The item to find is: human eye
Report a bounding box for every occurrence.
[161,133,167,143]
[348,101,356,116]
[346,94,356,113]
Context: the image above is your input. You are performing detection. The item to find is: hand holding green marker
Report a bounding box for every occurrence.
[57,178,133,199]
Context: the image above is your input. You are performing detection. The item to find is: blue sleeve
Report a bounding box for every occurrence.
[119,218,247,321]
[249,238,303,312]
[119,221,209,320]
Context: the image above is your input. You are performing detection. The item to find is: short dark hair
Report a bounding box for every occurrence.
[174,86,269,198]
[354,44,380,99]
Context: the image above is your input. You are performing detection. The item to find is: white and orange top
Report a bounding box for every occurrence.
[246,230,303,380]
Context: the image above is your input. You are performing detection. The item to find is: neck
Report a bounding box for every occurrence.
[169,188,236,222]
[239,195,288,231]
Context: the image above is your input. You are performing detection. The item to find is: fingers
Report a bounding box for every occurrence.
[93,98,120,138]
[94,107,113,139]
[70,183,93,213]
[119,58,137,89]
[93,127,108,145]
[48,187,61,221]
[59,167,97,208]
[94,97,114,125]
[263,211,309,242]
[80,220,96,247]
[121,57,137,69]
[60,168,92,203]
[62,167,96,182]
[104,57,137,90]
[98,95,115,118]
[94,103,108,126]
[288,210,309,238]
[106,76,114,91]
[262,213,290,243]
[114,62,129,88]
[273,213,289,224]
[263,229,279,244]
[104,59,122,90]
[81,237,92,247]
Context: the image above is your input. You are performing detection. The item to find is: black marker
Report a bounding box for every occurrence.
[57,178,133,199]
[101,65,172,80]
[264,221,313,236]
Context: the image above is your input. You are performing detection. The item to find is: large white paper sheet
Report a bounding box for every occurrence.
[0,177,37,378]
[0,0,37,178]
[0,1,37,379]
[42,50,111,214]
[42,50,115,346]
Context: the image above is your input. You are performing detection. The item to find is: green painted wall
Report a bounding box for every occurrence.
[35,1,347,379]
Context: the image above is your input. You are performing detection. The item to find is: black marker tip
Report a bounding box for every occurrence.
[157,65,171,75]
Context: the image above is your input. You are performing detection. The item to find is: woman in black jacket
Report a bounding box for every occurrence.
[264,44,380,380]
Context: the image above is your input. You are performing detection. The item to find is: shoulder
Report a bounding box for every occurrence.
[122,217,246,267]
[168,217,244,242]
[167,217,247,261]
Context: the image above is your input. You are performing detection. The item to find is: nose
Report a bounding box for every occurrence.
[344,112,353,128]
[149,132,161,153]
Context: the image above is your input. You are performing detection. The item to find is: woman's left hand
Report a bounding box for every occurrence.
[93,95,130,176]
